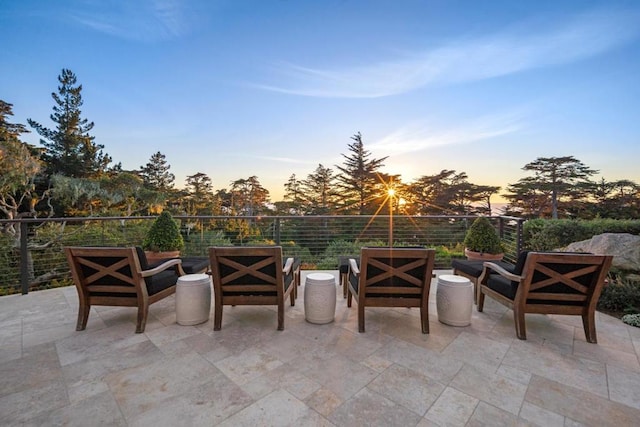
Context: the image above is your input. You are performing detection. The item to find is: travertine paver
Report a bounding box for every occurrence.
[1,270,640,425]
[425,387,478,426]
[525,374,640,425]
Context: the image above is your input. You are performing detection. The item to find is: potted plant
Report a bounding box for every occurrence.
[463,217,504,261]
[143,211,185,263]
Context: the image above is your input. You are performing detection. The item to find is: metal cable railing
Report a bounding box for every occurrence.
[0,215,524,295]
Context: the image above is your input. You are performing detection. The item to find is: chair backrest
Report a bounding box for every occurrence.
[209,246,285,297]
[517,252,613,306]
[65,246,146,299]
[357,247,435,299]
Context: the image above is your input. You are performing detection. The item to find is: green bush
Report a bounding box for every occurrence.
[463,217,503,254]
[524,218,640,251]
[525,220,591,251]
[142,211,184,252]
[597,279,640,315]
[182,229,232,256]
[315,239,385,269]
[622,314,640,327]
[279,241,313,265]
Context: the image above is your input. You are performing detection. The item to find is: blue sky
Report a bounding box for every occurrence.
[2,0,639,201]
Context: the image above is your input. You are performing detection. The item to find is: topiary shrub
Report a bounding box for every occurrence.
[142,211,184,252]
[463,217,503,254]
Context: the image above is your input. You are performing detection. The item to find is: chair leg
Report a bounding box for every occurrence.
[347,289,352,307]
[213,300,223,331]
[514,308,527,340]
[582,311,598,343]
[290,287,295,306]
[341,272,347,298]
[76,303,90,331]
[420,305,429,334]
[473,278,480,305]
[277,300,285,331]
[136,304,149,333]
[477,290,485,312]
[358,304,365,333]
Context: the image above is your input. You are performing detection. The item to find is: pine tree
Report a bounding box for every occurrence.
[283,174,305,214]
[230,176,269,216]
[184,172,215,215]
[27,68,111,179]
[506,156,597,219]
[0,100,28,141]
[140,151,175,191]
[301,164,337,214]
[335,132,387,214]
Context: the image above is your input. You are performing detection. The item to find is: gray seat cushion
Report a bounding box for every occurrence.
[451,259,515,278]
[180,256,210,274]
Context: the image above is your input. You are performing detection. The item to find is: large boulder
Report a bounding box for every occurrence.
[562,233,640,272]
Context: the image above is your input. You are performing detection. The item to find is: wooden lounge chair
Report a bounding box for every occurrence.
[64,246,184,333]
[347,247,436,333]
[338,255,359,299]
[452,257,523,305]
[208,246,297,331]
[477,251,613,342]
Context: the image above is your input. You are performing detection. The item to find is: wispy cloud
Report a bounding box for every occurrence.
[253,8,640,98]
[248,155,322,166]
[259,156,309,164]
[67,0,204,42]
[369,112,525,155]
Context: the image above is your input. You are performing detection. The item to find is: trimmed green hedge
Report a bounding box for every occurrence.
[524,218,640,251]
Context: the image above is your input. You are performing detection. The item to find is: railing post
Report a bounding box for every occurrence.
[20,221,29,295]
[274,218,281,245]
[517,219,524,254]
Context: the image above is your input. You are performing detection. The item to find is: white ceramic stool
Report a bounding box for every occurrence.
[176,273,212,326]
[436,274,473,326]
[304,273,337,324]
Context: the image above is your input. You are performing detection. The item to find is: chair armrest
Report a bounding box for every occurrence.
[349,258,360,275]
[141,259,183,277]
[482,261,522,282]
[283,257,294,275]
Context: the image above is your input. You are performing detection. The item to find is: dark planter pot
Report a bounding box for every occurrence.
[464,248,504,261]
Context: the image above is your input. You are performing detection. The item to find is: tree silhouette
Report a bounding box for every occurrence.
[28,69,111,179]
[283,174,305,214]
[335,132,387,214]
[506,156,597,219]
[301,164,337,215]
[140,151,175,191]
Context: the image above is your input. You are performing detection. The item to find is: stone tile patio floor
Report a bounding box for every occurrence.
[1,270,640,426]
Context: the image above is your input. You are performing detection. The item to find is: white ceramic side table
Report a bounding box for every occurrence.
[176,273,212,326]
[304,273,337,324]
[436,274,473,326]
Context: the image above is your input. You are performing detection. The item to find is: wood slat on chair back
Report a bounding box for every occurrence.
[209,246,284,300]
[518,252,613,307]
[360,247,435,302]
[65,247,144,300]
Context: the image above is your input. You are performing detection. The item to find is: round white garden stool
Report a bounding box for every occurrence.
[304,273,337,324]
[436,274,473,326]
[176,274,212,326]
